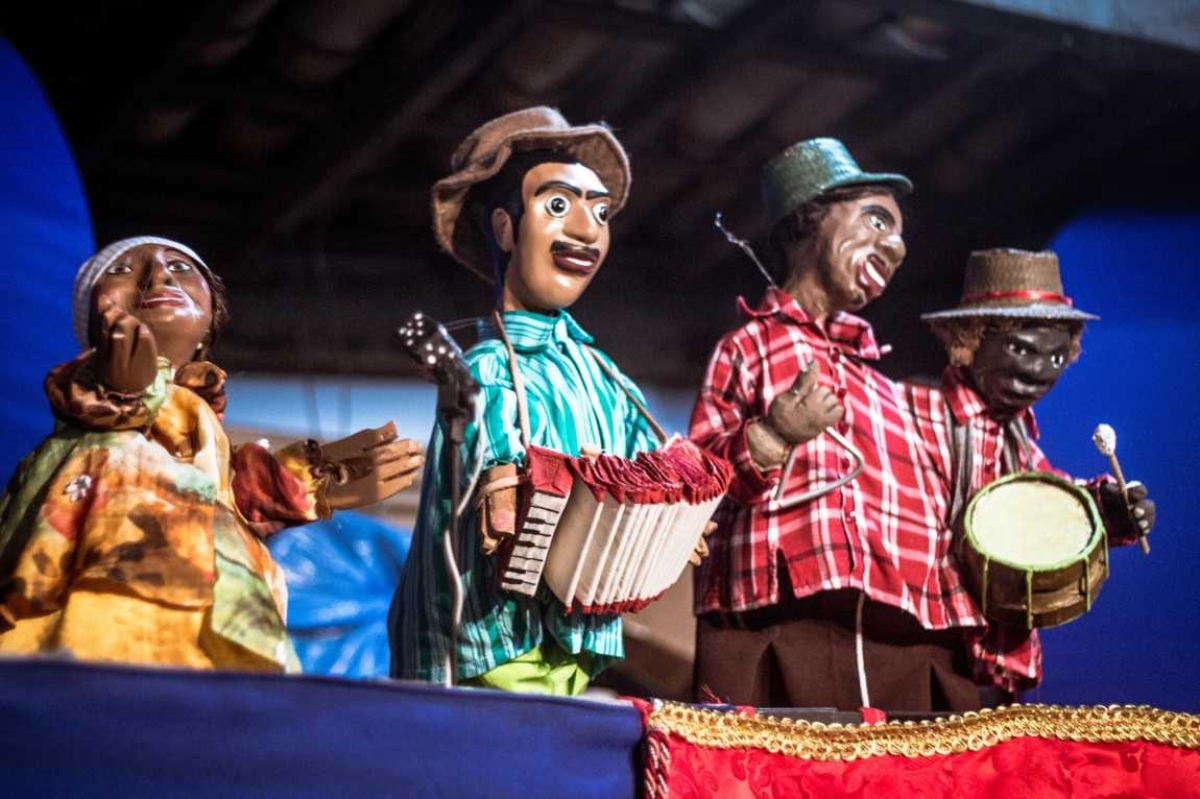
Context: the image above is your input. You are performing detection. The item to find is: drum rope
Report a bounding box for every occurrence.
[1025,571,1034,630]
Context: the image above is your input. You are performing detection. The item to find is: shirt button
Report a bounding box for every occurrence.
[838,421,850,434]
[836,387,848,400]
[830,350,842,363]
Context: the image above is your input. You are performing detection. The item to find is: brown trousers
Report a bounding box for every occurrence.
[695,587,980,713]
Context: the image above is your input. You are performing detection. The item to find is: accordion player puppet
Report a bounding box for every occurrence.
[0,237,424,671]
[390,107,727,696]
[907,247,1157,698]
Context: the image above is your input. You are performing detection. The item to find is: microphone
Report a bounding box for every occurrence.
[396,312,479,423]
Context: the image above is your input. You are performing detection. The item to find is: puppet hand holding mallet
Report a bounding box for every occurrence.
[1092,423,1155,554]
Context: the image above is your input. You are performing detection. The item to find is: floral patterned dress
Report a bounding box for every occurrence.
[0,355,327,672]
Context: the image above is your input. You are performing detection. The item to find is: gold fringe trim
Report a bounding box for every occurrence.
[646,702,1200,760]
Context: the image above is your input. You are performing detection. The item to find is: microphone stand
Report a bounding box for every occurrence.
[397,312,480,687]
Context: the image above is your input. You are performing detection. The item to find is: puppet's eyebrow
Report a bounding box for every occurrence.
[534,181,583,198]
[862,204,896,226]
[585,189,610,200]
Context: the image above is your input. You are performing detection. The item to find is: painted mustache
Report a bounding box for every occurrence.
[550,241,601,260]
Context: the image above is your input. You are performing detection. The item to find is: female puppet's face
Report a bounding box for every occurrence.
[969,322,1073,416]
[91,243,213,366]
[496,161,612,313]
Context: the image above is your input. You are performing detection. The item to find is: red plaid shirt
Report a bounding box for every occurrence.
[907,368,1050,692]
[689,288,979,630]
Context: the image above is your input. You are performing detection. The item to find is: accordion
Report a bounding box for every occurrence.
[498,438,733,615]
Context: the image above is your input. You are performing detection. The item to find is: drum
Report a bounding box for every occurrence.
[959,472,1108,629]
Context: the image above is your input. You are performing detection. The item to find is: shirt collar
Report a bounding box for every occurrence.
[738,286,883,361]
[482,309,594,353]
[941,366,1040,438]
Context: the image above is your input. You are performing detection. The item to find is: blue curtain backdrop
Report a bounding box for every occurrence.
[0,36,93,477]
[1030,210,1200,711]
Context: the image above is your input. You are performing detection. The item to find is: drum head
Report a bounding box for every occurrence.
[966,473,1100,568]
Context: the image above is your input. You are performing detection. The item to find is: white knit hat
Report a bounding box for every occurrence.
[72,236,208,349]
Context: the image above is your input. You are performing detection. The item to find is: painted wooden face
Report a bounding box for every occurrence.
[809,191,906,313]
[498,161,612,313]
[969,323,1073,415]
[91,243,213,365]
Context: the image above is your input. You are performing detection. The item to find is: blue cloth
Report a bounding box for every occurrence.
[268,511,411,678]
[0,36,93,476]
[0,658,642,798]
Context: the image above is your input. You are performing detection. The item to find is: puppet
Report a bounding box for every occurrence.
[909,247,1156,697]
[390,107,720,696]
[691,138,996,712]
[0,237,424,672]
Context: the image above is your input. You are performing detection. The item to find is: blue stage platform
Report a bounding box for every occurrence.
[0,659,642,798]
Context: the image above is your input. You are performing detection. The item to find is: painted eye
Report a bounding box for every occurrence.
[1050,352,1066,368]
[592,203,610,225]
[105,262,132,275]
[867,213,887,232]
[545,194,571,218]
[167,260,193,272]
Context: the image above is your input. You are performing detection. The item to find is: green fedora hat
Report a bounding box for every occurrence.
[762,137,912,225]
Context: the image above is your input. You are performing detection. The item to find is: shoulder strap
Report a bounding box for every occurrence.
[492,311,532,449]
[585,346,668,445]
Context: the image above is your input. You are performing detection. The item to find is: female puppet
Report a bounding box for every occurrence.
[907,247,1156,697]
[0,237,423,672]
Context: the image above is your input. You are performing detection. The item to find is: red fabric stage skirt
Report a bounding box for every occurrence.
[639,701,1200,798]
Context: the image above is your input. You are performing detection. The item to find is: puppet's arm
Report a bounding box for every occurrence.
[233,425,425,539]
[689,339,780,505]
[472,370,532,556]
[690,341,841,506]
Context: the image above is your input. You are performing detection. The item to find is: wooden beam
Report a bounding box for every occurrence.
[228,0,545,265]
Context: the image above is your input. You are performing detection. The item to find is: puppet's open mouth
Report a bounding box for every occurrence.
[551,242,600,274]
[856,254,890,298]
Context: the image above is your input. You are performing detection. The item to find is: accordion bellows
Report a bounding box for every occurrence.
[499,439,733,615]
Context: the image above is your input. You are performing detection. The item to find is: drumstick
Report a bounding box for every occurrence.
[1091,423,1150,554]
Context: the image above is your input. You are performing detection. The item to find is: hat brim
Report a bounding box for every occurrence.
[824,172,913,200]
[922,304,1099,322]
[432,125,630,280]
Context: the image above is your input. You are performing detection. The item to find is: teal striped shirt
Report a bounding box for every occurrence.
[391,310,660,683]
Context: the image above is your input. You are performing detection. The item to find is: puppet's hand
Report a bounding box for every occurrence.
[478,463,519,556]
[1098,480,1156,541]
[689,520,718,566]
[765,361,844,446]
[96,301,159,395]
[321,422,425,510]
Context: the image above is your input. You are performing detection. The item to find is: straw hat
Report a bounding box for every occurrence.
[922,248,1098,322]
[762,137,911,225]
[431,106,631,279]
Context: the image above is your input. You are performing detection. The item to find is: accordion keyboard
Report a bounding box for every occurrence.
[499,490,569,597]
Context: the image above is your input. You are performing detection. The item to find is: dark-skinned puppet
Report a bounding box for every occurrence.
[0,237,424,672]
[690,138,996,712]
[907,247,1156,698]
[390,107,725,696]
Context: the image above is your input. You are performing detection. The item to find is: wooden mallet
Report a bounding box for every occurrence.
[1092,423,1150,554]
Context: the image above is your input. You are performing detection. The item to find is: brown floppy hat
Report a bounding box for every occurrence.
[922,248,1098,322]
[431,106,631,280]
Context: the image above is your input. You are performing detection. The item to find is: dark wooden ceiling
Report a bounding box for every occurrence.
[4,0,1199,386]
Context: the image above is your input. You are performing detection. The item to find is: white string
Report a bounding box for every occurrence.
[855,592,871,708]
